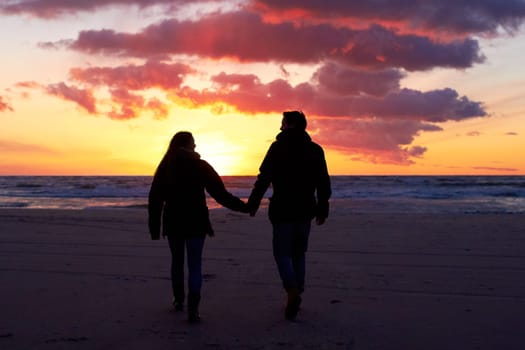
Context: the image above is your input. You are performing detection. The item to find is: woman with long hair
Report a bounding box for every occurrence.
[148,131,247,323]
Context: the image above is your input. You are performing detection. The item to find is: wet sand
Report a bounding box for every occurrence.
[1,207,524,349]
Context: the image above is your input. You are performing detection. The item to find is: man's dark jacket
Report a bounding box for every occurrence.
[148,149,245,239]
[248,129,331,223]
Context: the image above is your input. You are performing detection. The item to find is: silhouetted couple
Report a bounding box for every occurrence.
[148,111,331,323]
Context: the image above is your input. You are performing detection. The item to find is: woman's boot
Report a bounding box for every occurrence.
[187,293,201,323]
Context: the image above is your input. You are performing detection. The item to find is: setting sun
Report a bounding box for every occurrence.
[193,133,245,176]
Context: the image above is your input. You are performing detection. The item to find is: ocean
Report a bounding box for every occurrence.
[0,176,524,214]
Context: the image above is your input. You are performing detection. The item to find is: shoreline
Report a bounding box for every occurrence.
[2,196,524,214]
[2,175,524,214]
[1,208,524,349]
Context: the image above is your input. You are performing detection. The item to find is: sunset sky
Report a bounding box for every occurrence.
[1,0,524,176]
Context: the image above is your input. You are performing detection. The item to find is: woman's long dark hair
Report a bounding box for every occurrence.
[155,131,194,177]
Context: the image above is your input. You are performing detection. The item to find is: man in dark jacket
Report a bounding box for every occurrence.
[247,111,331,320]
[149,131,247,323]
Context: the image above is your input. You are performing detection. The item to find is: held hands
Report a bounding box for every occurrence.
[247,202,257,217]
[238,201,251,214]
[315,216,326,225]
[239,199,258,217]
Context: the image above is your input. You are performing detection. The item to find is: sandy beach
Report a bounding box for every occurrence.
[1,206,524,350]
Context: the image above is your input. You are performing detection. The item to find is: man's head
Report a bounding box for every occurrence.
[281,111,307,131]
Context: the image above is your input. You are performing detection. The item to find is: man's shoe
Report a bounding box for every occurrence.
[172,298,184,311]
[188,312,201,323]
[187,293,201,323]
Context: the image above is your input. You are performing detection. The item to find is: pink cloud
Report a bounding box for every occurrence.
[106,89,145,120]
[45,83,97,114]
[68,61,193,119]
[179,71,486,122]
[104,88,169,120]
[179,75,314,113]
[146,98,169,120]
[0,96,14,112]
[14,81,40,89]
[69,61,194,90]
[16,61,193,120]
[173,68,486,164]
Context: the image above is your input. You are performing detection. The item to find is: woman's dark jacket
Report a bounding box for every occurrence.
[248,129,331,223]
[148,149,245,239]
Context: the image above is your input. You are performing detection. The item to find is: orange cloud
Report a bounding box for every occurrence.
[35,58,487,164]
[16,61,195,120]
[0,139,59,154]
[472,166,519,172]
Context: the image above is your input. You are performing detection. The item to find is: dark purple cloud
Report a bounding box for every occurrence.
[336,25,485,71]
[309,118,441,165]
[66,11,484,71]
[5,0,525,35]
[253,0,525,35]
[313,62,405,97]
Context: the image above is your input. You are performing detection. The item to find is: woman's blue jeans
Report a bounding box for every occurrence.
[272,221,311,293]
[168,235,205,303]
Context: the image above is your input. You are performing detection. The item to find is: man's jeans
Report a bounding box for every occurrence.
[272,220,311,292]
[168,236,205,302]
